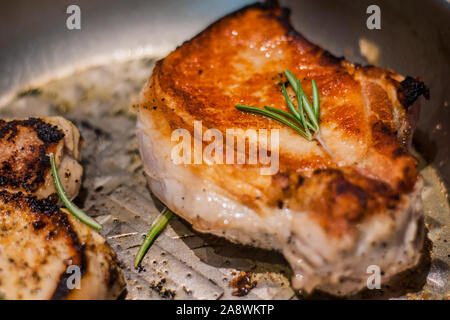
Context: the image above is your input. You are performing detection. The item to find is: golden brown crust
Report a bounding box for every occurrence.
[287,168,401,236]
[137,1,427,236]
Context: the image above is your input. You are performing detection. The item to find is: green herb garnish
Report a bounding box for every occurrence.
[49,153,102,230]
[0,292,4,300]
[134,207,173,268]
[235,69,333,156]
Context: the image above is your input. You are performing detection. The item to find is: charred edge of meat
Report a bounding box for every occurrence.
[35,120,65,144]
[107,264,121,289]
[17,88,42,98]
[29,197,88,300]
[397,76,430,108]
[0,146,50,193]
[0,118,64,144]
[51,242,87,300]
[310,168,401,223]
[0,190,87,299]
[0,118,65,193]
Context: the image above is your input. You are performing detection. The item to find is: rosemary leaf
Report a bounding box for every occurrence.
[296,79,310,137]
[134,207,173,267]
[312,79,320,119]
[285,70,319,131]
[263,106,302,126]
[284,69,299,92]
[281,83,302,121]
[296,81,319,132]
[235,105,311,139]
[50,153,102,231]
[264,105,313,139]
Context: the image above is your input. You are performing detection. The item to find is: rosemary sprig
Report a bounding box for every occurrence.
[134,207,173,268]
[235,105,310,139]
[49,153,102,230]
[235,69,333,157]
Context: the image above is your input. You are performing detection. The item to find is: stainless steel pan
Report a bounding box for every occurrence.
[0,0,448,299]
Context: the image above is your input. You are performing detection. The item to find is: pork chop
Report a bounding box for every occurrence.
[0,117,125,299]
[133,1,428,295]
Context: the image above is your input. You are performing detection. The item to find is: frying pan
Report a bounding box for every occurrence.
[0,0,448,299]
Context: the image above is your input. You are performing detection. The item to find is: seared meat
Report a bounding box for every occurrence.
[0,117,82,200]
[134,2,428,295]
[0,191,124,299]
[0,117,125,299]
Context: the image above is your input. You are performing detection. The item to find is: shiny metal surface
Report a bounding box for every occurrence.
[0,0,448,299]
